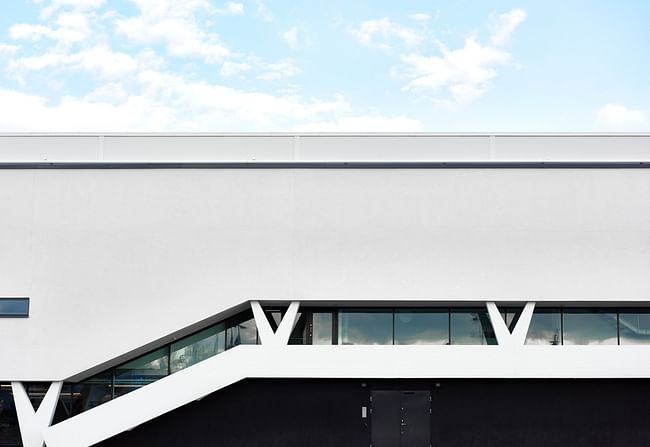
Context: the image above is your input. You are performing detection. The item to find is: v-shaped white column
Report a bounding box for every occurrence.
[486,302,536,346]
[251,301,300,346]
[11,381,62,447]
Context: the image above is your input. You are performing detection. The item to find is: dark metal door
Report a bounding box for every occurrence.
[371,391,401,447]
[371,390,431,447]
[400,391,431,447]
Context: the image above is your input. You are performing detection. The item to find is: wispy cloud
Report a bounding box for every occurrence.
[490,8,526,45]
[595,103,646,128]
[350,17,422,50]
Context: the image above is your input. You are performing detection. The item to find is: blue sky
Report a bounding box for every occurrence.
[0,0,648,131]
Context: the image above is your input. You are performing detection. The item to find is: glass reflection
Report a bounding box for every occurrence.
[312,312,333,345]
[563,309,617,345]
[170,323,226,373]
[113,347,169,397]
[500,307,523,333]
[226,310,258,348]
[74,371,113,412]
[450,309,496,345]
[618,311,650,344]
[0,298,29,317]
[525,309,561,345]
[288,312,309,345]
[338,311,393,345]
[394,310,449,345]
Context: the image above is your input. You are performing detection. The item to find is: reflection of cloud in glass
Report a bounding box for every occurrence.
[395,312,449,345]
[339,312,393,345]
[563,312,617,345]
[619,312,650,344]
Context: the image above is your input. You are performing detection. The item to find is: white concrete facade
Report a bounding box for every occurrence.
[1,133,649,384]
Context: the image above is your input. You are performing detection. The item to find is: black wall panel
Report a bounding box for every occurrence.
[98,379,650,447]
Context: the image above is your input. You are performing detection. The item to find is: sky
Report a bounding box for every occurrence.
[0,0,648,132]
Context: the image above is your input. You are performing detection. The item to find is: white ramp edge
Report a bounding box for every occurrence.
[44,344,650,447]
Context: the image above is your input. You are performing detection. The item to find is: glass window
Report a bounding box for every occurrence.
[73,371,113,412]
[500,307,523,333]
[394,310,449,345]
[338,311,393,345]
[0,383,21,446]
[226,310,258,348]
[525,309,562,345]
[0,298,29,317]
[113,347,169,397]
[170,323,226,373]
[450,309,496,345]
[619,310,650,344]
[312,312,333,345]
[563,309,617,345]
[288,312,309,345]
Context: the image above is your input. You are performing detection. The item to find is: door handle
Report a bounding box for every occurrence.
[401,423,408,426]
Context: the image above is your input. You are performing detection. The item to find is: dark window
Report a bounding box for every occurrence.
[619,310,650,345]
[0,383,21,446]
[288,312,309,345]
[0,298,29,317]
[113,347,169,398]
[170,323,226,373]
[500,307,523,333]
[450,309,496,345]
[338,310,393,345]
[226,310,258,348]
[563,309,617,345]
[394,310,449,345]
[525,308,562,345]
[73,371,113,412]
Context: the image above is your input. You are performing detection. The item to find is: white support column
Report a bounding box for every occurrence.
[486,302,536,346]
[11,381,62,447]
[251,301,300,346]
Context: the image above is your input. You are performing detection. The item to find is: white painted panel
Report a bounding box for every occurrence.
[292,169,650,300]
[0,171,35,295]
[298,135,491,160]
[494,136,650,161]
[0,136,100,161]
[102,136,295,160]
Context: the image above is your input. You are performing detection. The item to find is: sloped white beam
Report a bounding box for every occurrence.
[44,344,650,447]
[11,381,62,447]
[486,302,536,346]
[250,301,300,346]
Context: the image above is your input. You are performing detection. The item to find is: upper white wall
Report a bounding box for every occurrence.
[1,133,650,162]
[1,134,650,380]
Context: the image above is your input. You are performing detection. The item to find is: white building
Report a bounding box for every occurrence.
[1,133,650,447]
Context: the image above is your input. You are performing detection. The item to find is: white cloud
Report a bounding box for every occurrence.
[281,27,299,50]
[409,13,430,22]
[115,0,229,63]
[10,11,92,47]
[350,17,422,50]
[595,103,646,128]
[219,61,251,76]
[257,60,301,80]
[253,0,273,21]
[294,115,423,132]
[223,2,244,15]
[40,0,106,18]
[400,37,512,104]
[490,8,526,45]
[0,43,19,54]
[0,66,352,131]
[9,45,138,79]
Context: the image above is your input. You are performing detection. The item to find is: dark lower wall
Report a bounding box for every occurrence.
[98,379,650,447]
